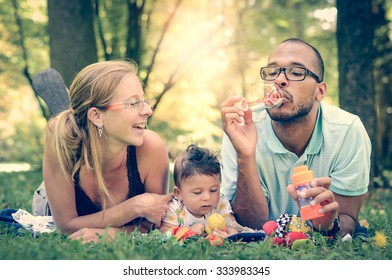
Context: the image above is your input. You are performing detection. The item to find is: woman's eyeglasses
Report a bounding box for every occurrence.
[104,99,151,111]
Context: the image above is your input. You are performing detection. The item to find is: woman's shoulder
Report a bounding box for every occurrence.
[45,118,56,134]
[44,119,58,151]
[135,129,169,193]
[135,129,169,167]
[139,129,166,152]
[143,129,164,142]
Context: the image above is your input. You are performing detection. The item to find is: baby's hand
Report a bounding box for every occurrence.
[212,228,230,239]
[226,226,239,236]
[190,223,205,235]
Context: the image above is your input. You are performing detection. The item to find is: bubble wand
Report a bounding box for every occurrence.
[235,82,283,111]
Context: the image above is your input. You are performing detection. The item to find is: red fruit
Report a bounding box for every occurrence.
[263,220,278,235]
[171,226,196,240]
[272,236,285,245]
[207,234,223,246]
[285,232,308,247]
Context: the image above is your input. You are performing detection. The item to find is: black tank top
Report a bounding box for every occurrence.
[73,146,146,225]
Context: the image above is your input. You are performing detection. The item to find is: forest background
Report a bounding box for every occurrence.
[0,0,392,191]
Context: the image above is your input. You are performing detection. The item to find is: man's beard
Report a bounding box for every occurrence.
[267,99,315,123]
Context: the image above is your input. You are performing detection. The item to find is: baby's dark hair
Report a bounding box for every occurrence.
[173,144,221,188]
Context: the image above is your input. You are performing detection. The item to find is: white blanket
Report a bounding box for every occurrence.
[11,209,56,237]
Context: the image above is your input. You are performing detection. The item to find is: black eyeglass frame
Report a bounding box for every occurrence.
[260,66,322,83]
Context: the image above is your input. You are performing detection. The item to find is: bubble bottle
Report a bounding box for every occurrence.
[291,165,324,220]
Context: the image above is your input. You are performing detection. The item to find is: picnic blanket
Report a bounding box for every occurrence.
[0,208,55,237]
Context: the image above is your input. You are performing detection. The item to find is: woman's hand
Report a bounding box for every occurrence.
[68,221,154,244]
[287,176,339,231]
[68,227,118,244]
[136,193,173,228]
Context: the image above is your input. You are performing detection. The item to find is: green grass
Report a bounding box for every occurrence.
[0,168,391,260]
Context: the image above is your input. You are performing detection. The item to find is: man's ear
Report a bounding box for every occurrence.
[173,186,182,201]
[315,82,327,102]
[87,107,103,127]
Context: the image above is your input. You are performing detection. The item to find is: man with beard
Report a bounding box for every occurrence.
[220,38,371,238]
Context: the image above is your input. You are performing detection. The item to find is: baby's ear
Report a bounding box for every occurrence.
[173,186,182,201]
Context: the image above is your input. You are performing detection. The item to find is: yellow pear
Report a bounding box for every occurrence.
[205,213,226,234]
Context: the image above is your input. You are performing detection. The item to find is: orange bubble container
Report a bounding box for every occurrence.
[291,165,324,220]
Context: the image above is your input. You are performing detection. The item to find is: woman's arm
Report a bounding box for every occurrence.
[68,220,156,244]
[44,126,172,234]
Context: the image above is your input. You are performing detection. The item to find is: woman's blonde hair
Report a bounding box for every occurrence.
[51,60,138,210]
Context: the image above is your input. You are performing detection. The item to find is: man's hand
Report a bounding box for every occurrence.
[287,176,339,231]
[220,96,258,157]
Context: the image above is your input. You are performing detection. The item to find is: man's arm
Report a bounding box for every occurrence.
[231,153,269,229]
[335,193,365,236]
[220,97,270,229]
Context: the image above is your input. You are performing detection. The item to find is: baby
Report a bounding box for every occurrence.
[159,144,248,237]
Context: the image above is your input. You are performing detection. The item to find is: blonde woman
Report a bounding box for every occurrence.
[43,60,172,243]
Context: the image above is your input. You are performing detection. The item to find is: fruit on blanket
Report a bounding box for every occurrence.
[291,239,315,250]
[171,226,196,240]
[285,232,309,247]
[263,220,278,235]
[205,213,227,234]
[272,236,286,245]
[288,216,312,234]
[207,234,224,246]
[262,214,314,249]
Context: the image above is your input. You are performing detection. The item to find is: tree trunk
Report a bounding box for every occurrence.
[336,0,378,182]
[48,0,98,87]
[125,0,144,64]
[373,1,392,172]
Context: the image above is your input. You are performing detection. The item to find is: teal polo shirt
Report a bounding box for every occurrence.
[221,102,371,221]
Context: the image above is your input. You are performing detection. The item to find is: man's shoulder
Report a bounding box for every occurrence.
[320,102,359,125]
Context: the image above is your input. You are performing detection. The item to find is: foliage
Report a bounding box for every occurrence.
[0,169,43,210]
[0,83,46,164]
[2,119,45,164]
[1,0,392,187]
[1,226,391,260]
[0,0,343,164]
[0,169,391,260]
[0,0,48,164]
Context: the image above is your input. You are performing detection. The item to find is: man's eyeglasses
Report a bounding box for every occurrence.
[260,66,322,83]
[105,99,151,111]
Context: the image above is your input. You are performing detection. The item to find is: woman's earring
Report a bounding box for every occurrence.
[98,126,103,138]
